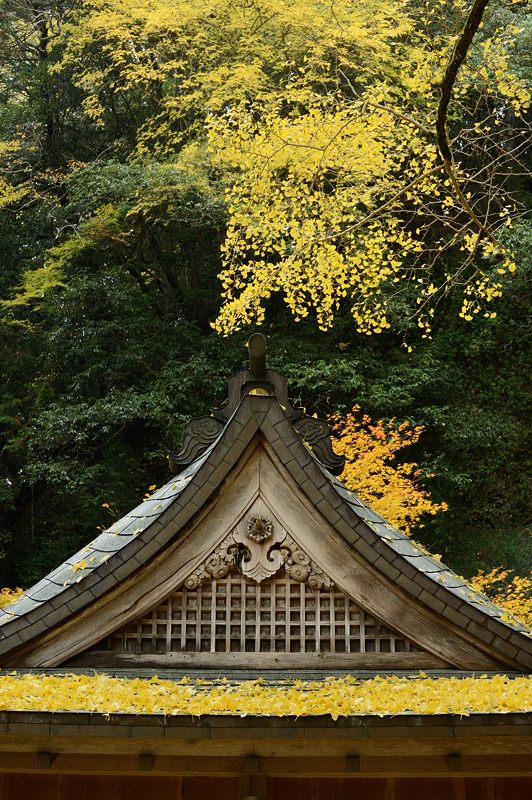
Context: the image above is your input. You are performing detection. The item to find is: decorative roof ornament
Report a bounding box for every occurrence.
[181,509,334,589]
[246,516,274,543]
[169,333,345,475]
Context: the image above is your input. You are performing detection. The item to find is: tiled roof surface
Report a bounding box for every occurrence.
[1,395,530,670]
[0,447,215,645]
[324,473,528,626]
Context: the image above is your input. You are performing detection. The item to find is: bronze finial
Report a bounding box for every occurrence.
[248,333,267,378]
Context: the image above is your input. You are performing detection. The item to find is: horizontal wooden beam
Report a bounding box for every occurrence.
[0,732,531,759]
[0,752,530,778]
[68,651,449,669]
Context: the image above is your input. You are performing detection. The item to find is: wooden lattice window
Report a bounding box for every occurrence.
[103,569,420,655]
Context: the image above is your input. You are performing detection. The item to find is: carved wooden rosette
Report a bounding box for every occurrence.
[184,515,334,591]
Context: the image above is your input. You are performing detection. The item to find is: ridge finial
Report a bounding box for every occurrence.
[248,333,267,378]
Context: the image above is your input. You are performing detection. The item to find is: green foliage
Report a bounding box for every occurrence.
[0,0,530,590]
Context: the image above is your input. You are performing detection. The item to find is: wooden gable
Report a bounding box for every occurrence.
[68,442,442,669]
[1,340,531,672]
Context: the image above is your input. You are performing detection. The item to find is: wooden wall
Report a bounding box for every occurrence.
[0,774,530,800]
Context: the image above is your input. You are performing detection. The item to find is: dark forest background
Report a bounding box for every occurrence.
[0,0,530,590]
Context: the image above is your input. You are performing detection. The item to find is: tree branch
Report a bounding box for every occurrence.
[435,0,507,249]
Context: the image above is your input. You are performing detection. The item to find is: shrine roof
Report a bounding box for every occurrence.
[0,336,530,671]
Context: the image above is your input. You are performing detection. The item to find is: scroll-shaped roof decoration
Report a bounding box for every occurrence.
[0,335,530,672]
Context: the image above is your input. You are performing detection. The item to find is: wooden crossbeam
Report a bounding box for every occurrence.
[0,752,530,777]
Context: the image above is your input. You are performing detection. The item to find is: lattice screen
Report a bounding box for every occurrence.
[103,569,420,655]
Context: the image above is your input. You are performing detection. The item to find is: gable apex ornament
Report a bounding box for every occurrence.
[169,333,345,475]
[246,516,274,543]
[183,500,334,590]
[233,518,286,582]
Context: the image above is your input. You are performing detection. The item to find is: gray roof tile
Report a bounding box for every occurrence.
[334,484,365,508]
[86,533,136,553]
[371,521,403,541]
[433,571,467,590]
[355,506,388,525]
[403,555,445,574]
[387,538,425,558]
[25,580,68,604]
[0,451,207,638]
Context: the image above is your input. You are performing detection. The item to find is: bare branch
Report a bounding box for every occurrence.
[435,0,511,252]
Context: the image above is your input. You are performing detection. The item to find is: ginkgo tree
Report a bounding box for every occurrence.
[206,0,530,335]
[2,0,529,334]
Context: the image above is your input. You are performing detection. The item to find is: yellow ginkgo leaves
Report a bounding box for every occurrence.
[0,588,23,609]
[0,673,530,717]
[470,569,532,628]
[71,560,88,573]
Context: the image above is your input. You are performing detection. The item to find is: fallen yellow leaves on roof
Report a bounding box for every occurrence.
[0,674,530,718]
[0,588,23,608]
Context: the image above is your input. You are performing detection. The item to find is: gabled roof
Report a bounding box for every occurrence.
[1,342,530,672]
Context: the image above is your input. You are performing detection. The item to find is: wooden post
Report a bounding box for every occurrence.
[139,753,156,772]
[36,752,56,769]
[244,755,260,774]
[445,753,463,772]
[346,754,361,772]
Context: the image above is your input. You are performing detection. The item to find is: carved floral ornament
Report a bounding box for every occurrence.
[246,516,273,542]
[184,515,334,591]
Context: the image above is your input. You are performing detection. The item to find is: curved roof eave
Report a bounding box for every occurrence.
[1,394,530,670]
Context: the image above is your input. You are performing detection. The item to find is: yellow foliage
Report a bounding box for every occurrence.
[202,8,526,334]
[0,588,23,609]
[35,1,530,332]
[0,673,529,717]
[330,407,446,534]
[469,569,532,628]
[0,141,32,209]
[71,560,88,573]
[0,178,29,209]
